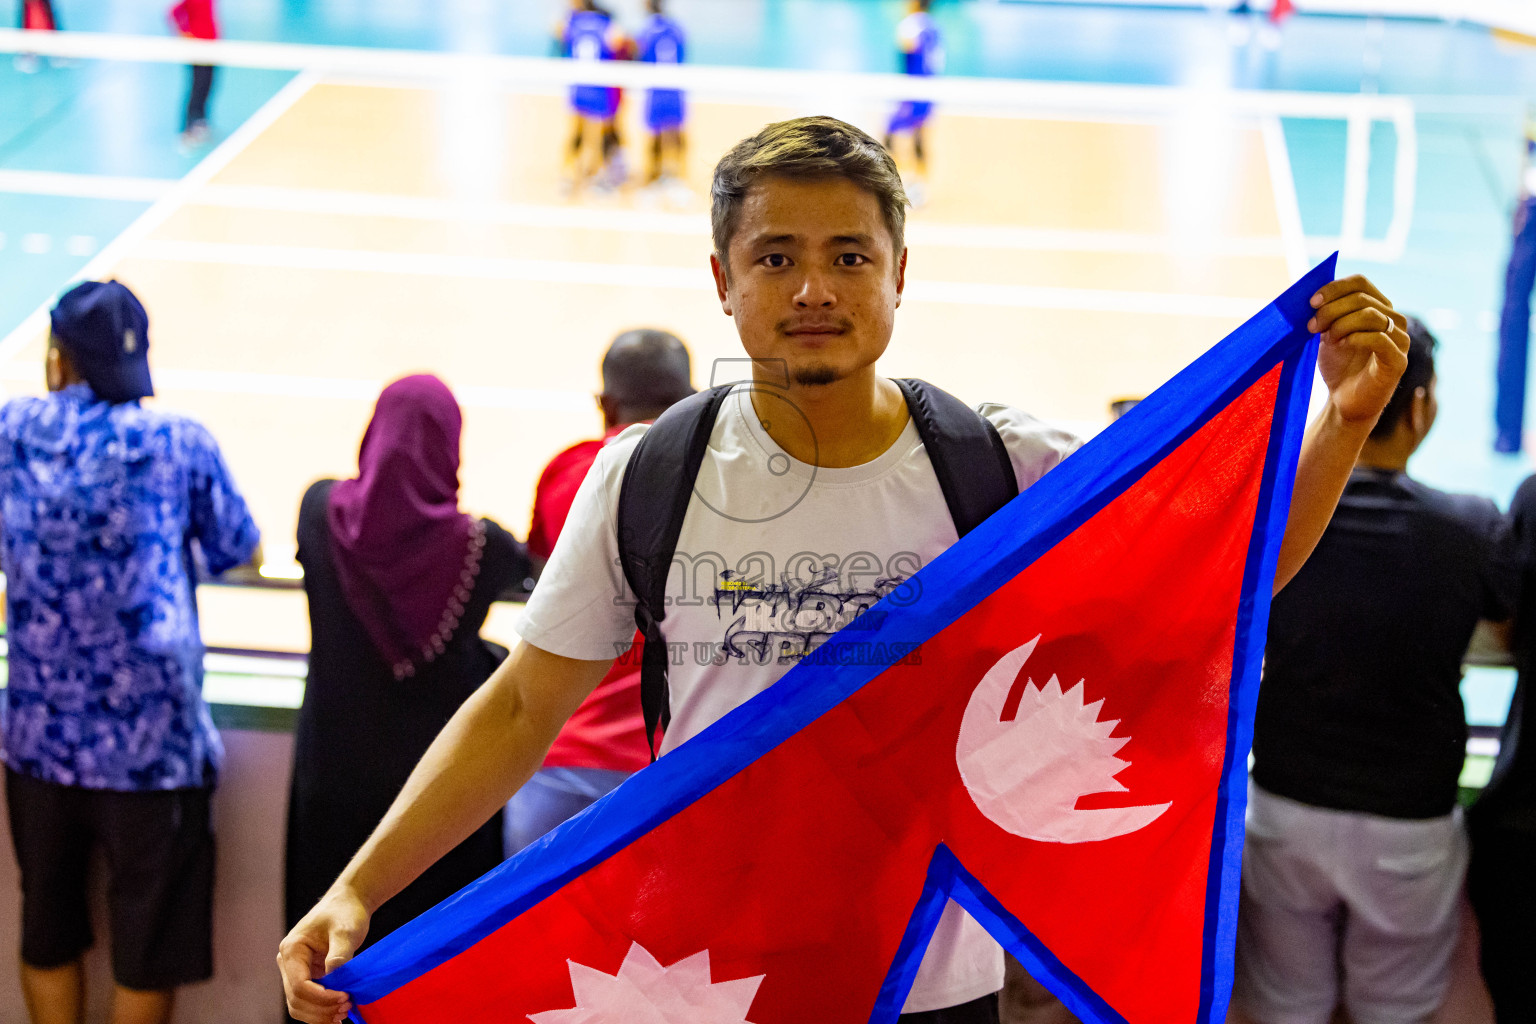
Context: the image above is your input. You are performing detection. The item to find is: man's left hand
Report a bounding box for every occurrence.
[1310,274,1411,425]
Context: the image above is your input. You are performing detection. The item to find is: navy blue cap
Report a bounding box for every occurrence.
[48,280,154,403]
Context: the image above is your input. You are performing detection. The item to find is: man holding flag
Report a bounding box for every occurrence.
[279,116,1409,1024]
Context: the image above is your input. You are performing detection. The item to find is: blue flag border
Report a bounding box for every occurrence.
[864,302,1321,1024]
[329,254,1336,1022]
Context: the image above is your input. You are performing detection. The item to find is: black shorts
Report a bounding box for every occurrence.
[5,768,214,990]
[899,993,1000,1024]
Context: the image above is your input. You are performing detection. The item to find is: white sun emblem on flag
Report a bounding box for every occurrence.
[530,942,765,1024]
[957,635,1171,843]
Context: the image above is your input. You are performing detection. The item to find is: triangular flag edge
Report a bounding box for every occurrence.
[328,254,1337,1015]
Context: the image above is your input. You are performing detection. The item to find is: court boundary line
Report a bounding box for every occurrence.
[288,71,1185,130]
[0,169,173,202]
[0,69,321,368]
[310,73,1224,129]
[122,237,1270,318]
[170,182,1288,258]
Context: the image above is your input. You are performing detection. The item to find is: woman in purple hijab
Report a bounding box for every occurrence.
[284,375,530,962]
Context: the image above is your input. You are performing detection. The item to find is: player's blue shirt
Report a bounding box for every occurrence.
[897,11,943,77]
[0,384,259,791]
[637,13,685,66]
[637,11,686,129]
[562,8,614,62]
[561,8,620,117]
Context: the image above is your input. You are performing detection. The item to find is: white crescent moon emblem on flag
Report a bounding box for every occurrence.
[956,637,1171,844]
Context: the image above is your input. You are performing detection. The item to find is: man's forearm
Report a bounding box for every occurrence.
[330,643,610,914]
[1274,403,1375,594]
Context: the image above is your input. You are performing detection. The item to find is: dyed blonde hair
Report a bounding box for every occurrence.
[710,116,909,268]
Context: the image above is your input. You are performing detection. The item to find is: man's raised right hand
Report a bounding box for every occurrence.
[277,887,370,1024]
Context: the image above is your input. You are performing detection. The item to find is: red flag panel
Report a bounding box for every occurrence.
[358,364,1281,1024]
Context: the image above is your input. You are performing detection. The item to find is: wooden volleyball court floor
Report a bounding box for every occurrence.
[0,73,1302,661]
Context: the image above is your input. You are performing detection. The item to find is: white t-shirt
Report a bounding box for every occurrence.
[518,383,1079,1012]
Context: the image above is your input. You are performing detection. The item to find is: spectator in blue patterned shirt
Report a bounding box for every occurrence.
[0,280,261,1024]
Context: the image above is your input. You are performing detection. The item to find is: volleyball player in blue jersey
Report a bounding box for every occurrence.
[557,1,625,194]
[883,0,944,207]
[636,0,687,190]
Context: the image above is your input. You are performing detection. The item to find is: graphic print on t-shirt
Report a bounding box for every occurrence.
[702,549,924,668]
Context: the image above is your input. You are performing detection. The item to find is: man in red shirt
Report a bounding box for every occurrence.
[169,0,218,147]
[506,329,694,853]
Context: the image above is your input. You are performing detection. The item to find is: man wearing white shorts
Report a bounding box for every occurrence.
[1236,318,1517,1024]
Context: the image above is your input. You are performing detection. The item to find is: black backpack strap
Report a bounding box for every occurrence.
[616,384,735,760]
[893,378,1019,537]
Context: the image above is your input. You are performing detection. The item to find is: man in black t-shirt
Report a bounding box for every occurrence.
[1468,475,1536,1024]
[1233,318,1518,1024]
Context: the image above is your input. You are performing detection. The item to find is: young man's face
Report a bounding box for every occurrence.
[711,175,907,389]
